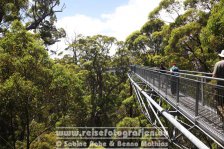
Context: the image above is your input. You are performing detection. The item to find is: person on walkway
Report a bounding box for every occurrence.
[160,63,167,73]
[170,63,179,95]
[213,50,224,118]
[159,63,167,88]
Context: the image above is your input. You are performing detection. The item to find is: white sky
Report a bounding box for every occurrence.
[50,0,161,56]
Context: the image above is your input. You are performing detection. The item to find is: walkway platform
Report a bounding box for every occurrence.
[130,66,224,146]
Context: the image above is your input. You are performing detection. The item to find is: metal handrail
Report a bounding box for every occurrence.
[179,69,212,76]
[135,65,224,82]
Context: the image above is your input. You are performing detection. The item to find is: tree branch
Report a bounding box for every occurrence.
[26,2,65,30]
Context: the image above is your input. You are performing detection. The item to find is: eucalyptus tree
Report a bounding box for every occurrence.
[125,19,165,66]
[164,9,212,71]
[63,33,84,64]
[0,0,28,32]
[112,41,130,75]
[0,0,65,46]
[200,0,224,57]
[63,34,131,126]
[0,21,53,149]
[0,20,82,149]
[126,0,181,66]
[163,0,220,71]
[125,31,153,66]
[77,35,117,126]
[141,19,165,55]
[149,0,182,21]
[146,0,220,71]
[125,31,148,56]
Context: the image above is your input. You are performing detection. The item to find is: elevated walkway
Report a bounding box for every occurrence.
[129,65,224,148]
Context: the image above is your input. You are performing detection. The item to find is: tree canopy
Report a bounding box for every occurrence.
[1,0,224,148]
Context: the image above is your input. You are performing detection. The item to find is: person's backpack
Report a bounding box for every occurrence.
[172,66,179,72]
[171,66,179,76]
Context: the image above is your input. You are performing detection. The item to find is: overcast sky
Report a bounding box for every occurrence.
[50,0,161,55]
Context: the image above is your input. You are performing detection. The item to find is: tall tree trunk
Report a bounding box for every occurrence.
[72,47,77,64]
[25,97,30,149]
[10,110,16,149]
[98,71,103,100]
[90,75,97,126]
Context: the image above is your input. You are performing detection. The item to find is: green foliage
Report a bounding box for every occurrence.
[126,0,221,71]
[124,0,224,147]
[0,21,53,148]
[201,0,224,53]
[61,34,132,127]
[125,31,143,54]
[0,0,28,32]
[0,21,89,148]
[122,96,135,106]
[29,132,56,149]
[116,117,140,127]
[149,0,181,19]
[2,0,224,148]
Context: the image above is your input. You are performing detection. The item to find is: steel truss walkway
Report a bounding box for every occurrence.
[129,65,224,148]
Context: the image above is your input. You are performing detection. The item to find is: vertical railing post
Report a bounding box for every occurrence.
[153,72,155,86]
[195,81,200,118]
[142,68,143,77]
[146,70,149,81]
[142,69,144,78]
[201,77,204,106]
[141,68,143,77]
[159,72,161,90]
[144,69,146,79]
[176,76,179,104]
[145,69,147,81]
[165,74,168,95]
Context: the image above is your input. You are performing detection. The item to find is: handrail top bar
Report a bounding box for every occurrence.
[132,65,224,82]
[179,69,212,75]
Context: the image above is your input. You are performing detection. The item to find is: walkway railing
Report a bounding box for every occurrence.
[130,65,224,145]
